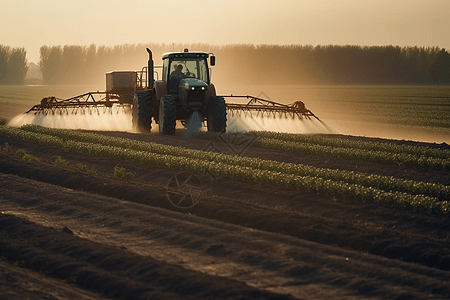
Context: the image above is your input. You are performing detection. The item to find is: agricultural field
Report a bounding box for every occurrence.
[1,84,450,142]
[0,85,100,119]
[223,85,450,142]
[0,84,450,299]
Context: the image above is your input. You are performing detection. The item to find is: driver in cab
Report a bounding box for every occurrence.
[170,64,184,81]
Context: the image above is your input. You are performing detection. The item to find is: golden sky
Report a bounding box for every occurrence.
[2,0,449,63]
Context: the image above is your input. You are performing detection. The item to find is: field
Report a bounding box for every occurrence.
[0,85,450,299]
[2,84,450,142]
[223,85,450,143]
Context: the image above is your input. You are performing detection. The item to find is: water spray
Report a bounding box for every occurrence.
[9,104,134,132]
[185,110,203,134]
[223,95,337,134]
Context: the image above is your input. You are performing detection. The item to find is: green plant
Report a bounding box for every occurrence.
[22,153,41,162]
[15,148,40,162]
[76,163,87,171]
[114,165,135,180]
[55,156,67,167]
[15,148,28,159]
[0,117,9,126]
[20,124,450,170]
[1,142,10,154]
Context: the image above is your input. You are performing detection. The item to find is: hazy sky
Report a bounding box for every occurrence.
[2,0,449,63]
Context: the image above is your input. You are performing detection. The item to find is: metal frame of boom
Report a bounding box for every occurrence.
[221,95,320,120]
[25,92,130,115]
[26,93,320,121]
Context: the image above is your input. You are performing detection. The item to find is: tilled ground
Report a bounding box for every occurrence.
[0,131,449,299]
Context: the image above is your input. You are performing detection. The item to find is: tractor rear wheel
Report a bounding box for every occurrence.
[159,94,177,135]
[132,91,152,133]
[207,96,227,133]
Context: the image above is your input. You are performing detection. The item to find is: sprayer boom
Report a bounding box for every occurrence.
[26,92,130,115]
[223,95,319,120]
[26,92,320,121]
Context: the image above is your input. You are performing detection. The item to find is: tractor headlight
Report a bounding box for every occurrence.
[191,87,195,90]
[201,87,205,90]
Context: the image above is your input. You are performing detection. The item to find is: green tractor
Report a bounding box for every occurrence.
[25,48,322,132]
[132,48,226,134]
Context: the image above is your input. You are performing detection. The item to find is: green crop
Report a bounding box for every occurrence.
[14,148,40,162]
[0,117,9,126]
[1,125,449,215]
[13,125,450,199]
[55,156,67,167]
[252,131,450,160]
[191,130,450,170]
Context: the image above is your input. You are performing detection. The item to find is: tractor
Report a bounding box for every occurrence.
[26,48,321,131]
[131,48,226,134]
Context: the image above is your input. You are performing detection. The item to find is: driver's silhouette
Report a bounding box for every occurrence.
[170,64,184,80]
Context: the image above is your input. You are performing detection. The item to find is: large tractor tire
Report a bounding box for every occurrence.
[207,96,227,133]
[159,94,177,135]
[132,91,152,133]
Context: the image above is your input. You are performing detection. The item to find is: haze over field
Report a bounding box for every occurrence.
[1,0,450,143]
[2,0,449,63]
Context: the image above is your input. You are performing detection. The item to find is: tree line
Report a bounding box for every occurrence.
[212,44,450,85]
[38,43,450,86]
[0,45,28,85]
[3,43,450,86]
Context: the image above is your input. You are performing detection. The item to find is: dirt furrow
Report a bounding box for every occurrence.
[0,213,296,300]
[1,173,450,299]
[0,259,110,300]
[1,142,449,272]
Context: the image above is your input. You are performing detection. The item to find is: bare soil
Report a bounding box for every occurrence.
[1,130,449,299]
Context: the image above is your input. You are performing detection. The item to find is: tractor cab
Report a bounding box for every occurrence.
[162,51,213,107]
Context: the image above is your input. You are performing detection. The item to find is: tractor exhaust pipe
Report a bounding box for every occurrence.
[146,48,154,88]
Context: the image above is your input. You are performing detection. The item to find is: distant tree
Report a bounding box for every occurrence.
[0,45,28,85]
[39,46,63,84]
[7,48,28,84]
[430,49,450,83]
[61,45,85,84]
[0,45,10,84]
[35,43,450,86]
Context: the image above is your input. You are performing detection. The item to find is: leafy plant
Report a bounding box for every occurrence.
[0,117,9,126]
[76,163,87,171]
[114,165,135,180]
[15,148,40,162]
[15,148,28,159]
[55,156,67,167]
[22,154,41,162]
[1,142,10,154]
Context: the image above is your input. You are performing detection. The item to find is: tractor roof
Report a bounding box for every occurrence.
[162,52,209,60]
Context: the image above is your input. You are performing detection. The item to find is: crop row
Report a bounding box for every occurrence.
[192,131,450,170]
[15,125,450,200]
[256,136,450,170]
[252,131,450,159]
[1,125,449,215]
[0,117,9,126]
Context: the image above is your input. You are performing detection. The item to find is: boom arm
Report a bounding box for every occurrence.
[221,95,320,120]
